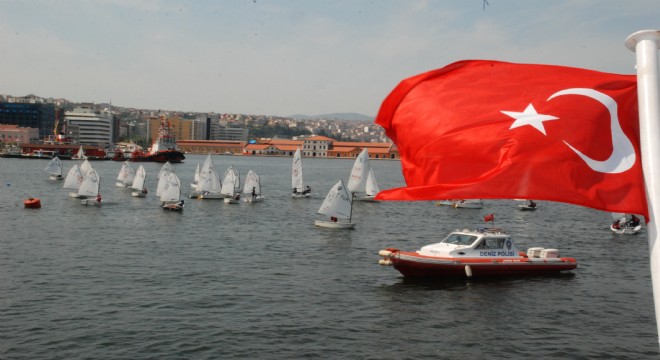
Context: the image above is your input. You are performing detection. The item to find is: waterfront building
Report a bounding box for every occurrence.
[148,115,193,142]
[0,124,39,145]
[176,140,245,155]
[0,101,58,139]
[302,136,333,157]
[64,105,114,146]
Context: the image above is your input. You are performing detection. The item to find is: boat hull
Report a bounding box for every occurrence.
[610,224,642,234]
[314,220,356,229]
[162,203,183,211]
[127,150,185,163]
[387,251,577,278]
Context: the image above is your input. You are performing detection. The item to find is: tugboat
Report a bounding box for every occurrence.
[379,228,577,279]
[113,116,185,163]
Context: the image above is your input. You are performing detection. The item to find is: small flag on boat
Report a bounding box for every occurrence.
[484,213,494,222]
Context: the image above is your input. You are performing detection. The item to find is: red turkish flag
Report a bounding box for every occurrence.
[375,60,648,218]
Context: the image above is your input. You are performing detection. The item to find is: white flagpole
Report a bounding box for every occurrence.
[625,29,660,345]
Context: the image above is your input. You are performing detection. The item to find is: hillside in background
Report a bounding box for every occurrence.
[289,112,373,121]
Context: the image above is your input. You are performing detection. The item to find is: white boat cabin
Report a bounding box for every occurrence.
[418,228,522,258]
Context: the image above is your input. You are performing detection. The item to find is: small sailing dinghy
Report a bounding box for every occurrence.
[292,148,311,198]
[347,149,380,202]
[156,162,173,198]
[131,165,148,197]
[610,213,642,234]
[453,199,484,209]
[315,179,355,229]
[79,167,103,206]
[72,145,87,160]
[63,164,85,197]
[192,154,224,199]
[243,169,263,203]
[161,171,184,211]
[517,199,538,211]
[116,161,136,187]
[190,163,201,189]
[44,156,63,180]
[221,165,241,204]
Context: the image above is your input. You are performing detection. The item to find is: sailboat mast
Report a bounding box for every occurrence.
[349,192,354,223]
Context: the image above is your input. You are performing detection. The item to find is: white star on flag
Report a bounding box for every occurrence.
[503,103,559,135]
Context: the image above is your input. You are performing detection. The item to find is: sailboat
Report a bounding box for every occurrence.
[193,154,223,199]
[453,199,484,209]
[156,162,173,198]
[79,167,102,206]
[131,165,148,197]
[243,169,263,203]
[292,148,310,198]
[315,179,355,229]
[517,199,538,211]
[190,163,200,189]
[72,145,87,160]
[363,167,380,202]
[221,165,241,204]
[116,161,136,187]
[347,148,380,202]
[161,172,184,211]
[63,163,84,197]
[44,156,63,180]
[610,213,642,234]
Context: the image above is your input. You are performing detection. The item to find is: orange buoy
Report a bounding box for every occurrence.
[24,197,41,209]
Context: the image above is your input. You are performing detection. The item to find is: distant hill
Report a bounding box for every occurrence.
[290,112,374,121]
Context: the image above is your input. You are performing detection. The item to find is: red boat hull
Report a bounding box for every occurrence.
[390,251,577,278]
[113,150,185,163]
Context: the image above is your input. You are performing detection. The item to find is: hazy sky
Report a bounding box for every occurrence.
[1,0,658,117]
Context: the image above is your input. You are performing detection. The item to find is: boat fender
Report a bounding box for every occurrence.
[465,265,473,278]
[378,249,392,257]
[378,259,393,266]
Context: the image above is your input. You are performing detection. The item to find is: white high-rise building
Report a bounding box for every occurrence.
[64,105,113,146]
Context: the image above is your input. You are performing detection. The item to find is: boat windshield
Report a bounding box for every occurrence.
[442,233,478,246]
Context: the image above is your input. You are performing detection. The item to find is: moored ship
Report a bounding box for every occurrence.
[112,116,185,163]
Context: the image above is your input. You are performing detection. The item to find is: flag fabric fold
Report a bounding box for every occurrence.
[375,60,648,218]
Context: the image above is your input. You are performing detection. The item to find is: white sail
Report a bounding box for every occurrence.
[80,159,93,175]
[131,165,147,191]
[224,165,240,191]
[44,156,63,176]
[365,167,380,196]
[196,154,222,194]
[73,145,86,160]
[317,179,353,219]
[63,164,84,190]
[292,148,304,191]
[191,163,201,187]
[347,148,370,193]
[160,172,181,203]
[194,163,201,183]
[221,166,240,197]
[156,163,173,197]
[116,161,136,186]
[78,168,100,197]
[158,161,173,179]
[243,169,261,195]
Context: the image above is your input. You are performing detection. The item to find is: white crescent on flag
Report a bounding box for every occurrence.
[505,88,636,174]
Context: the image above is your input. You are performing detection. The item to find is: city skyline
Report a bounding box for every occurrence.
[1,1,659,117]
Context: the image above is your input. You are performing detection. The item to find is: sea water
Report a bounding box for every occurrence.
[0,155,657,359]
